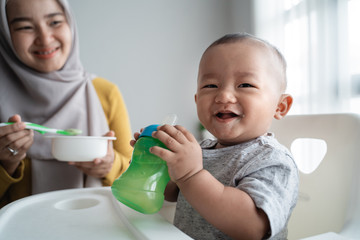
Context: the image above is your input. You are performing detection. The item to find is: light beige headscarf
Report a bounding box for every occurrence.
[0,0,108,193]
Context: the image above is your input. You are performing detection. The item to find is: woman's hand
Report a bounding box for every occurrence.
[0,114,34,175]
[69,131,115,178]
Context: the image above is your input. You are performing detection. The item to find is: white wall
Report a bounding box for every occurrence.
[69,0,253,138]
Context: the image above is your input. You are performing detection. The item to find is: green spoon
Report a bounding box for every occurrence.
[0,122,82,136]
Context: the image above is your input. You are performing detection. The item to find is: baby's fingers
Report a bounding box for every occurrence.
[152,129,182,152]
[133,131,141,140]
[174,125,197,143]
[150,146,173,162]
[130,129,143,147]
[156,124,188,144]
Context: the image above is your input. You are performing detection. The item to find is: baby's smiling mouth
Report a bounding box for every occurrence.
[216,112,239,120]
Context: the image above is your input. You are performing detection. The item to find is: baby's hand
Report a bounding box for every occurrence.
[130,128,143,148]
[151,124,203,183]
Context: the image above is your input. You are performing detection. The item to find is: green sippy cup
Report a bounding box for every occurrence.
[111,124,170,214]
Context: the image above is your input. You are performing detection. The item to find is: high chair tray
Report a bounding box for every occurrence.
[0,187,191,240]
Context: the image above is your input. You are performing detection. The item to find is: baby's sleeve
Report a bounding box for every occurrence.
[236,148,299,238]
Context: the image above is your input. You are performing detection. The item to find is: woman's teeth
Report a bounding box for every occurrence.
[36,48,57,55]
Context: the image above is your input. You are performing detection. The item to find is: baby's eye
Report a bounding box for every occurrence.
[238,83,254,88]
[202,84,218,89]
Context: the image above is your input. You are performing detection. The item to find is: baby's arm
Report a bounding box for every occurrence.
[177,169,269,240]
[164,180,179,202]
[151,125,269,240]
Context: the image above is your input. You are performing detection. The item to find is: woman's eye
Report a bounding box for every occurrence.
[238,83,254,88]
[14,25,33,31]
[50,20,62,27]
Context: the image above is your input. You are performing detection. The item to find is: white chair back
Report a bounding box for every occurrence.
[270,113,360,240]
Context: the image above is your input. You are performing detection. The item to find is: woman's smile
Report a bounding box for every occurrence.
[33,46,60,59]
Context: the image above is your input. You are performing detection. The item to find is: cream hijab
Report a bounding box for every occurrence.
[0,0,108,193]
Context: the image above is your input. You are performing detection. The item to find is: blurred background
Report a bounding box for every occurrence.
[69,0,360,138]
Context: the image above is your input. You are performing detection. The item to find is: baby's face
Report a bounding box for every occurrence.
[195,41,284,147]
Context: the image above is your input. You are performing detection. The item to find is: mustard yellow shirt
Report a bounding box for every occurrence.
[0,77,133,208]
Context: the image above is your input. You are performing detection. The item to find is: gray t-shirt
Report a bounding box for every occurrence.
[173,133,299,239]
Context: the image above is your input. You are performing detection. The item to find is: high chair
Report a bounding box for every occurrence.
[270,113,360,240]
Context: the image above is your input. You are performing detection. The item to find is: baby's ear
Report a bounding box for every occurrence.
[274,94,293,120]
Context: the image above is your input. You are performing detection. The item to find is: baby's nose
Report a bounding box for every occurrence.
[215,89,237,103]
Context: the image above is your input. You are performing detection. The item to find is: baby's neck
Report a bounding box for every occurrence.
[215,132,270,149]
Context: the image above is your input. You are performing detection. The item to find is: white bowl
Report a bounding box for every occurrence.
[45,136,116,162]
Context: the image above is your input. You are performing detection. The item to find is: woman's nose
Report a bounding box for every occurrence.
[215,88,237,103]
[34,27,53,46]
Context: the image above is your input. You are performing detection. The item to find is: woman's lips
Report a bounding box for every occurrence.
[33,47,60,59]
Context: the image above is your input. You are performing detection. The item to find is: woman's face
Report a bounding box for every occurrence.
[6,0,72,73]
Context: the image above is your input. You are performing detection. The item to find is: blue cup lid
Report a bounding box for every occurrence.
[139,124,160,138]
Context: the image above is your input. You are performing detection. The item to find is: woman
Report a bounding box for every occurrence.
[0,0,133,207]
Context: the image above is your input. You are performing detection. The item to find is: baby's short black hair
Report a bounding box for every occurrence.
[205,33,287,91]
